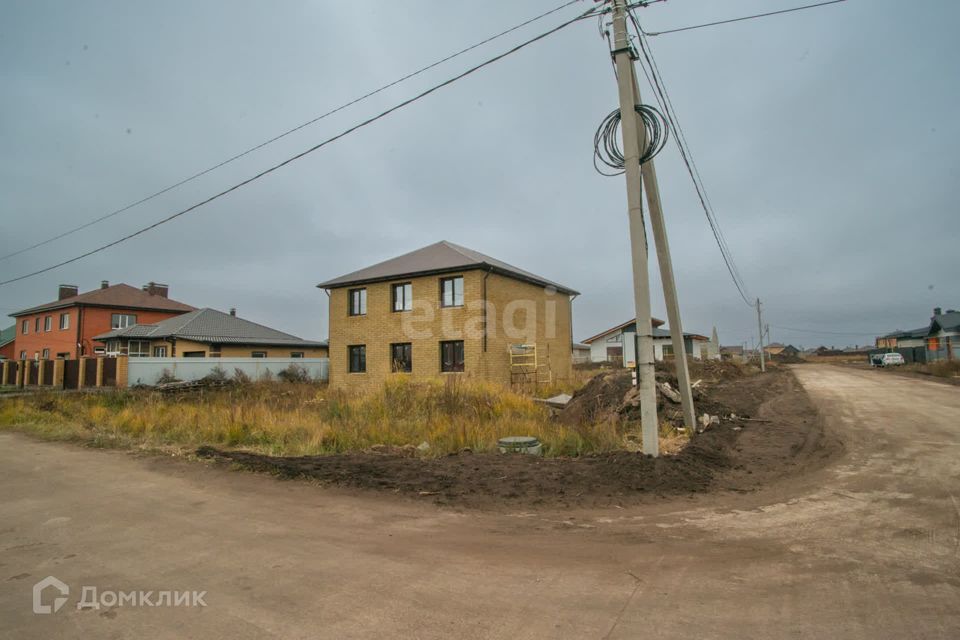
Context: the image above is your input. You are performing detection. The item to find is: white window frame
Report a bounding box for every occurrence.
[21,320,28,335]
[251,351,267,358]
[44,316,52,332]
[128,340,150,357]
[153,346,168,357]
[42,348,50,359]
[59,313,70,330]
[111,313,137,330]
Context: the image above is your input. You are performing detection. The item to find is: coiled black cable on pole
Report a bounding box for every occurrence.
[593,104,669,176]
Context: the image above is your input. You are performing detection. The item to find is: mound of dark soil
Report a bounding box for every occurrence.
[196,369,841,509]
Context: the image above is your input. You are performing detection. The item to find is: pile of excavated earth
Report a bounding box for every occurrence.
[198,362,842,509]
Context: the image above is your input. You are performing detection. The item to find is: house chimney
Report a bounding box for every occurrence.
[934,307,942,317]
[58,284,79,300]
[143,282,169,298]
[229,308,236,317]
[101,280,109,289]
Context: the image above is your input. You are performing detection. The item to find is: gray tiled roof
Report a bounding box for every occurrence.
[316,241,579,295]
[0,325,14,347]
[94,308,326,347]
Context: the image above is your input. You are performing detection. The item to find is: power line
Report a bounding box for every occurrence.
[0,5,602,288]
[770,324,885,337]
[626,9,756,308]
[643,0,849,37]
[0,0,588,264]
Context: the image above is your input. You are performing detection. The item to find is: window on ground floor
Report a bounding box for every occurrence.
[251,351,267,358]
[440,340,464,372]
[391,342,412,373]
[105,339,122,355]
[128,340,150,357]
[182,351,205,358]
[42,348,50,359]
[348,345,366,373]
[290,352,304,358]
[19,350,26,360]
[152,346,167,357]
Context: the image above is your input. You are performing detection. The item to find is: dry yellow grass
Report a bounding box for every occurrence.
[0,377,661,457]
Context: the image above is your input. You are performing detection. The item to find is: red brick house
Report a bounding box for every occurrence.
[9,281,195,360]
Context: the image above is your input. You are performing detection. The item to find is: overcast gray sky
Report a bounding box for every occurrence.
[2,0,957,348]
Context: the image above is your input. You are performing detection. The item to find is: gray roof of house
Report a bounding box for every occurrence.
[316,240,579,295]
[933,311,960,332]
[881,326,930,339]
[0,325,14,347]
[93,308,327,347]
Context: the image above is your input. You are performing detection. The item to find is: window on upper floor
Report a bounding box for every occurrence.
[392,283,412,312]
[111,313,137,329]
[34,318,40,332]
[440,276,464,308]
[21,320,28,335]
[44,316,52,332]
[59,313,70,330]
[348,288,367,316]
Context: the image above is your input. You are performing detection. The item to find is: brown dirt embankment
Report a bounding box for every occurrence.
[197,367,841,509]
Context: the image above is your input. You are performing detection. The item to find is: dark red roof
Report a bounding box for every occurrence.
[11,284,195,317]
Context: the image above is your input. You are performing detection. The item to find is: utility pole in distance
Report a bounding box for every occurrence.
[611,0,659,456]
[626,36,697,432]
[756,297,766,372]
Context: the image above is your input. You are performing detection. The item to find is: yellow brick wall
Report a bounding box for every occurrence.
[327,270,573,391]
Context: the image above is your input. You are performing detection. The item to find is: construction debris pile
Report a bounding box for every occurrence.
[558,363,751,433]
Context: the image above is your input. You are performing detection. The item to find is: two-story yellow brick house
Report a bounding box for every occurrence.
[318,241,579,390]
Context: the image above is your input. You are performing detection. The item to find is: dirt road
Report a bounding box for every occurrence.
[1,365,958,639]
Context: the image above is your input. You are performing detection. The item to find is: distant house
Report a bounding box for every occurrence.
[94,308,327,358]
[9,281,194,360]
[927,308,960,361]
[720,345,745,361]
[0,325,15,360]
[581,318,709,365]
[317,241,578,390]
[572,342,591,364]
[874,306,960,363]
[761,343,799,358]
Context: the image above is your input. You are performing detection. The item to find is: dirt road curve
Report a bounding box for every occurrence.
[2,365,959,639]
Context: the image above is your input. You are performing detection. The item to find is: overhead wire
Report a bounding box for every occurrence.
[626,7,756,307]
[0,4,603,287]
[642,0,849,37]
[0,0,588,263]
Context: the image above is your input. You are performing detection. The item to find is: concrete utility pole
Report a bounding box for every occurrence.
[611,0,658,456]
[610,0,697,445]
[628,54,697,432]
[756,297,766,372]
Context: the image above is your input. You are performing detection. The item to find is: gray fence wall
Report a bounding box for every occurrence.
[126,357,328,386]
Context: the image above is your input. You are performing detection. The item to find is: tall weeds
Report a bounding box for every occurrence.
[0,378,624,457]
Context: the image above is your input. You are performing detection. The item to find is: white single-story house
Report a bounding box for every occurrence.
[581,318,710,366]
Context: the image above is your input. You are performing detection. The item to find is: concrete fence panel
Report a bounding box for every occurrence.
[126,357,329,386]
